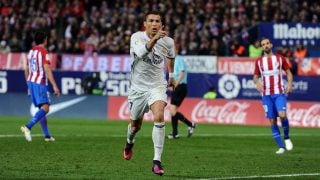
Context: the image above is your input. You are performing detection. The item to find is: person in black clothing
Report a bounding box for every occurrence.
[167,53,196,139]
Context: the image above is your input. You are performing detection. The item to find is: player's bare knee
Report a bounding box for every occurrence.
[279,115,287,120]
[169,105,177,116]
[41,104,50,113]
[131,125,141,133]
[169,109,176,116]
[278,112,286,119]
[153,113,164,122]
[131,122,141,132]
[269,118,277,124]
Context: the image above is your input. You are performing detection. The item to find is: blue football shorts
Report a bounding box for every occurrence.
[27,81,50,107]
[261,94,287,119]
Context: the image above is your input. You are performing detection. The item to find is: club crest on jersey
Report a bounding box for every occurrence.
[161,47,168,55]
[273,61,279,68]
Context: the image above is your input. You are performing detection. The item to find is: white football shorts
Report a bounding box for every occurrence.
[128,86,167,120]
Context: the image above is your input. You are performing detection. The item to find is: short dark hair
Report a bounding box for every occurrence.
[259,37,270,45]
[34,31,47,45]
[144,11,162,22]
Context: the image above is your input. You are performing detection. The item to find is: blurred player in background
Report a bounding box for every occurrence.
[123,11,175,176]
[253,37,293,154]
[167,49,196,139]
[21,31,60,142]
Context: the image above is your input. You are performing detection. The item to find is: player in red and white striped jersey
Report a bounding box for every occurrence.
[253,37,293,154]
[26,44,50,85]
[21,31,60,142]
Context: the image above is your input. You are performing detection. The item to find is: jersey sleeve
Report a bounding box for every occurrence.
[130,33,149,58]
[180,58,187,72]
[41,49,51,65]
[166,38,175,59]
[281,55,291,70]
[253,58,261,75]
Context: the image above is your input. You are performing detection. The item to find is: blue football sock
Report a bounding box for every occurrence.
[26,109,46,129]
[281,118,290,139]
[271,124,285,148]
[40,116,51,138]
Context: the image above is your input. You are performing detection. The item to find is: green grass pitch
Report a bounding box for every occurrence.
[0,116,319,179]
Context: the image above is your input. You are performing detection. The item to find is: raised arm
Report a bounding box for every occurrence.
[146,27,166,51]
[131,28,167,58]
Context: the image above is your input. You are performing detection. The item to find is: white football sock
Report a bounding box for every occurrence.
[152,122,165,161]
[127,124,136,144]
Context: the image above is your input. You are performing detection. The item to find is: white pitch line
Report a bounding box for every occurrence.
[1,133,319,138]
[204,173,320,180]
[183,133,320,137]
[0,134,44,138]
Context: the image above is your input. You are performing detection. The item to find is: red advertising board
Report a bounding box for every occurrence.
[0,53,58,69]
[218,57,256,75]
[297,57,320,76]
[108,96,320,128]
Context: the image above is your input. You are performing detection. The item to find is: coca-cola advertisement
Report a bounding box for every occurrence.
[108,96,320,128]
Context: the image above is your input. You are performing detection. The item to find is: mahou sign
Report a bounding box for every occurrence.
[108,96,320,128]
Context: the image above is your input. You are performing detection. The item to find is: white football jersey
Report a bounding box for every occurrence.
[129,31,175,92]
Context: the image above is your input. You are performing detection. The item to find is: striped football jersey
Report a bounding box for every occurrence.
[26,46,50,85]
[254,54,291,96]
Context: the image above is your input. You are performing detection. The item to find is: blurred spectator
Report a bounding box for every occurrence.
[8,33,22,52]
[230,39,246,57]
[0,0,319,57]
[203,86,217,99]
[289,58,298,75]
[84,29,99,55]
[292,43,308,76]
[208,38,225,56]
[0,40,11,53]
[278,46,293,58]
[294,43,308,58]
[81,72,104,95]
[249,40,262,58]
[277,46,298,75]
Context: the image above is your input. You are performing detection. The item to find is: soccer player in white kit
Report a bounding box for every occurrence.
[123,11,175,176]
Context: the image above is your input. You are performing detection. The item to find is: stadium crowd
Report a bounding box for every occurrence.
[0,0,319,57]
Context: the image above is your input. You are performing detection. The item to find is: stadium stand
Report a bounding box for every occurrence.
[0,0,319,57]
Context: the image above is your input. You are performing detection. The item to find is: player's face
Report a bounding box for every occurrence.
[261,39,273,54]
[144,14,162,36]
